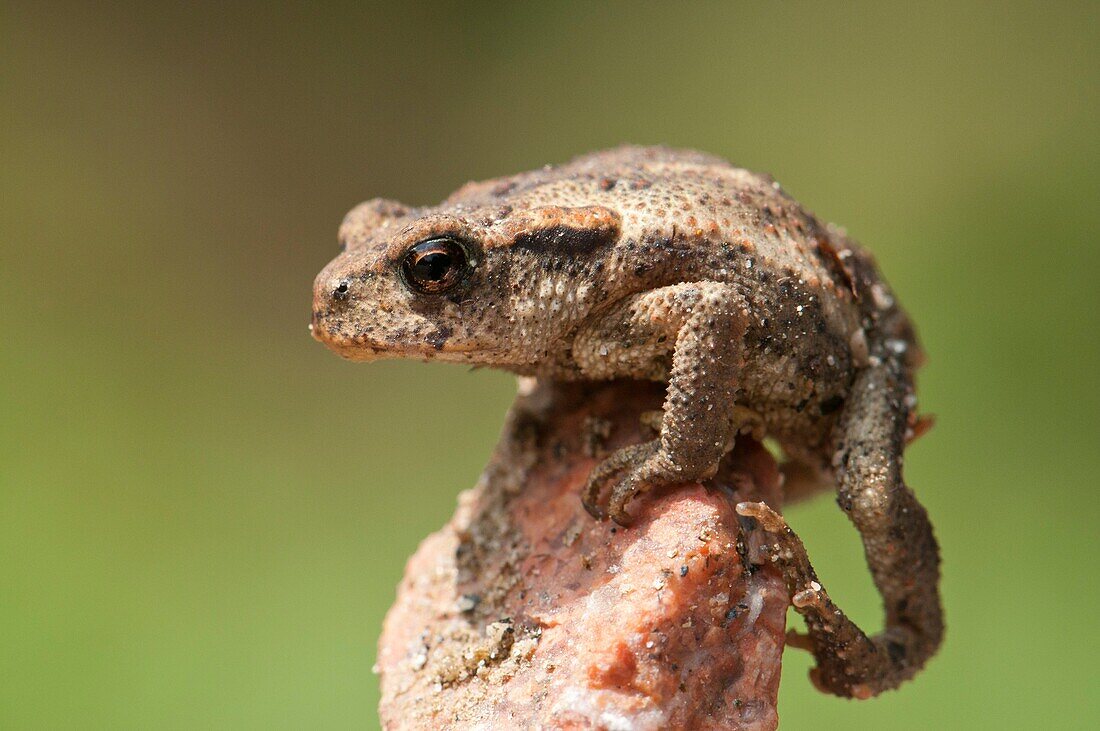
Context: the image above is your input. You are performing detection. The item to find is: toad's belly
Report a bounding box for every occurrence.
[737,321,855,453]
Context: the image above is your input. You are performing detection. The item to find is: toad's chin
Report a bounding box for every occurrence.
[328,346,390,363]
[309,323,387,362]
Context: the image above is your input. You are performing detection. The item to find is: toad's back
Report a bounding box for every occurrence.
[446,146,868,301]
[447,147,913,453]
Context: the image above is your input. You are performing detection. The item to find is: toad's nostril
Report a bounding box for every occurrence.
[333,280,350,300]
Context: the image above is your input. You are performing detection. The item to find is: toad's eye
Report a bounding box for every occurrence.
[400,237,473,294]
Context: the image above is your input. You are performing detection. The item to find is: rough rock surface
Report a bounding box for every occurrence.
[377,380,788,730]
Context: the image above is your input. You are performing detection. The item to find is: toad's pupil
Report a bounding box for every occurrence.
[413,251,451,281]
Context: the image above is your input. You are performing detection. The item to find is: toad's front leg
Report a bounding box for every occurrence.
[574,282,749,525]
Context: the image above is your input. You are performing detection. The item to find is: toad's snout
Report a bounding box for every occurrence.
[313,265,354,309]
[311,269,360,351]
[309,267,395,362]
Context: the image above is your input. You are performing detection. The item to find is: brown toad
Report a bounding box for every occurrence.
[310,146,943,698]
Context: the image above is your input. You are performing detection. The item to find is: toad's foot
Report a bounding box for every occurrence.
[735,500,934,699]
[582,438,722,526]
[581,439,661,522]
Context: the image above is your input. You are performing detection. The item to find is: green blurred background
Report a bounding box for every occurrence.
[2,1,1097,728]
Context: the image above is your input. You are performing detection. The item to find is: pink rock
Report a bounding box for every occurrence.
[377,380,788,730]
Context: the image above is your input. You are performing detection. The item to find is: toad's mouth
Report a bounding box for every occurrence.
[309,320,475,363]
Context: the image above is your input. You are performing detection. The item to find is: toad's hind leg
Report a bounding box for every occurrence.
[738,347,943,698]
